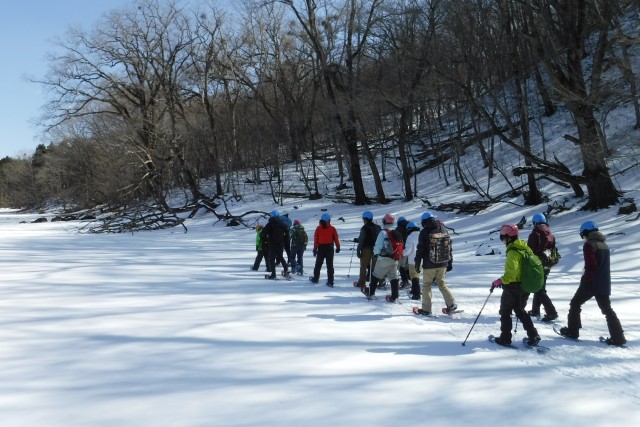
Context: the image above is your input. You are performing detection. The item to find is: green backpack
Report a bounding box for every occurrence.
[508,248,545,293]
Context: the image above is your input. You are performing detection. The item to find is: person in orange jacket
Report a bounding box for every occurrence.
[310,213,340,287]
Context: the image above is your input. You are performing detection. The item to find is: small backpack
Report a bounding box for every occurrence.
[291,226,307,247]
[539,246,561,268]
[429,231,452,264]
[380,229,404,260]
[509,248,545,293]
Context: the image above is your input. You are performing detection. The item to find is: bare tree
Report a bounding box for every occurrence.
[521,0,622,209]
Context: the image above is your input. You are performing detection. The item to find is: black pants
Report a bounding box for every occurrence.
[567,282,625,342]
[313,244,335,284]
[252,250,266,270]
[499,284,538,341]
[530,273,557,316]
[267,244,288,278]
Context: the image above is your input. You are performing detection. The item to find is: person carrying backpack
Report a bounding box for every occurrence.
[251,225,267,271]
[527,213,559,322]
[490,224,541,347]
[360,213,403,302]
[354,211,380,288]
[310,213,340,286]
[557,221,626,346]
[395,216,410,289]
[289,219,308,275]
[402,221,422,300]
[414,212,457,315]
[261,210,291,280]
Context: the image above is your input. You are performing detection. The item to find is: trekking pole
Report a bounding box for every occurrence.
[462,287,494,346]
[347,239,357,277]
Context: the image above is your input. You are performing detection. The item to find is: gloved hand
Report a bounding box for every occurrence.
[492,278,503,288]
[336,247,340,254]
[256,246,259,252]
[313,248,318,257]
[353,238,359,243]
[446,263,453,272]
[415,264,421,274]
[356,249,362,258]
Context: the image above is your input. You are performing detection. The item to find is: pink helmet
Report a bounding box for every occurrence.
[383,213,395,225]
[293,219,301,225]
[500,224,519,238]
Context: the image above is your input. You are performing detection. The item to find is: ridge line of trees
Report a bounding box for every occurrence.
[0,0,638,214]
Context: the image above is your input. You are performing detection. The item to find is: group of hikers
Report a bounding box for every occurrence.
[252,209,627,347]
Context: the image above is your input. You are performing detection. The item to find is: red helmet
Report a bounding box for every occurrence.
[293,219,301,225]
[499,224,519,239]
[383,213,395,225]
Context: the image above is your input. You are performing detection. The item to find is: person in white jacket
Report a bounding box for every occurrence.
[402,221,422,300]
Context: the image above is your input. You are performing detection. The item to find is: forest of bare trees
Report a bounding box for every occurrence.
[0,0,638,215]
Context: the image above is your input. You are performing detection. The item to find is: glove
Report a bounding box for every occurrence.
[313,248,318,257]
[353,238,359,243]
[415,264,421,274]
[357,249,362,258]
[446,263,452,272]
[492,278,503,288]
[256,246,259,252]
[336,247,340,254]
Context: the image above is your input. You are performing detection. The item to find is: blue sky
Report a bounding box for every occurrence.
[0,1,132,159]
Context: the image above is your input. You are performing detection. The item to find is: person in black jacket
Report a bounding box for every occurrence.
[354,211,379,287]
[395,216,410,288]
[261,210,291,279]
[558,221,626,346]
[414,212,457,316]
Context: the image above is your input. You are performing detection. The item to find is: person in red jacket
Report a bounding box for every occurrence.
[310,213,340,287]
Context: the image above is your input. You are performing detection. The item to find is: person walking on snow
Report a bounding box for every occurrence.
[261,210,291,279]
[395,216,410,288]
[491,224,541,347]
[527,213,559,322]
[360,213,402,302]
[402,221,422,300]
[251,225,267,271]
[558,221,626,346]
[289,219,308,275]
[354,211,380,288]
[310,213,340,286]
[414,212,457,315]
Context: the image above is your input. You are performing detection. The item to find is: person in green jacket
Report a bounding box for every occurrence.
[251,225,267,271]
[490,224,541,347]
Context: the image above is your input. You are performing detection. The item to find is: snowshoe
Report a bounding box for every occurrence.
[326,281,334,288]
[489,335,516,348]
[600,337,627,348]
[553,325,579,341]
[385,295,399,303]
[265,274,277,280]
[412,307,434,317]
[309,277,319,284]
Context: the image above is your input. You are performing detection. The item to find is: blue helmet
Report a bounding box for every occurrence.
[532,213,546,224]
[579,220,598,238]
[397,216,406,224]
[362,211,373,220]
[421,212,433,221]
[321,213,331,222]
[270,209,280,218]
[407,221,417,229]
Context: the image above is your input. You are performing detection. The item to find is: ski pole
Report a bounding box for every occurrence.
[462,287,494,346]
[347,239,357,277]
